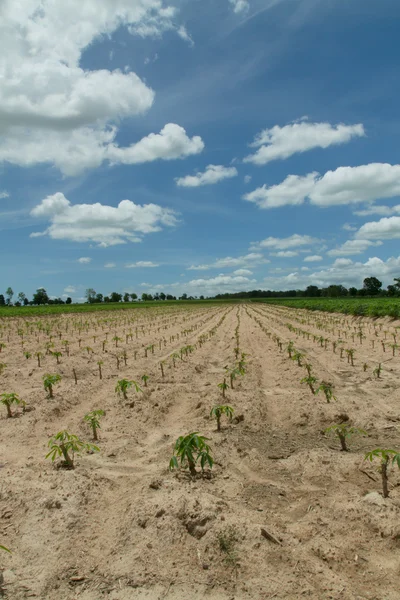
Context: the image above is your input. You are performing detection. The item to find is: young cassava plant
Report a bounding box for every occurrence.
[84,409,105,441]
[169,432,213,477]
[43,373,62,398]
[325,423,366,451]
[210,405,234,431]
[1,392,25,418]
[115,379,142,400]
[46,430,99,469]
[364,449,400,498]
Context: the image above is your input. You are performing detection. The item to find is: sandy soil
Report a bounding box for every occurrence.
[1,303,400,600]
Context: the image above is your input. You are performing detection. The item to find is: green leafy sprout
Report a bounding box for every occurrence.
[169,432,213,477]
[46,430,99,469]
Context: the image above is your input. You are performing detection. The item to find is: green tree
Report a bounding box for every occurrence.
[85,288,96,303]
[123,292,130,302]
[32,288,49,305]
[130,293,137,301]
[110,292,122,303]
[5,287,13,305]
[65,297,72,304]
[95,293,103,303]
[0,295,5,306]
[363,277,382,296]
[17,292,26,304]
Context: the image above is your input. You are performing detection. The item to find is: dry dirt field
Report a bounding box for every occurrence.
[1,303,400,600]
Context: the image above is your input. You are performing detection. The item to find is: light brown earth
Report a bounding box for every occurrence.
[1,303,400,600]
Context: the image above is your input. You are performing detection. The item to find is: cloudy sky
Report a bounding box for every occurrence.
[1,0,400,300]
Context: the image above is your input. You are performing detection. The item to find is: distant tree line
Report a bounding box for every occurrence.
[0,287,71,307]
[2,277,399,307]
[211,277,400,300]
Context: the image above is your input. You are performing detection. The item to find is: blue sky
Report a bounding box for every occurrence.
[2,0,400,301]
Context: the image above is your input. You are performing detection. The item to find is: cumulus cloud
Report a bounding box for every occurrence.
[64,286,77,293]
[107,124,204,167]
[0,1,201,176]
[229,0,250,14]
[304,255,323,262]
[263,255,400,291]
[188,274,256,290]
[353,205,400,217]
[271,251,299,258]
[0,191,9,199]
[342,223,357,232]
[176,164,238,187]
[125,261,160,268]
[188,253,268,271]
[244,120,364,165]
[233,269,253,276]
[244,163,400,210]
[327,239,382,256]
[77,257,91,264]
[243,173,317,209]
[104,263,116,268]
[30,192,178,247]
[356,216,400,241]
[252,234,318,251]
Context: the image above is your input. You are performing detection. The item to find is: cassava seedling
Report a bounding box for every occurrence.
[218,378,228,398]
[373,363,382,379]
[84,409,105,441]
[1,392,25,418]
[51,351,62,364]
[292,351,304,367]
[115,379,142,400]
[324,423,366,451]
[210,404,234,431]
[46,430,99,469]
[363,362,368,372]
[169,432,213,476]
[316,381,336,403]
[43,373,62,398]
[301,375,318,395]
[0,362,6,375]
[0,343,6,353]
[364,449,400,498]
[24,351,32,360]
[97,360,103,379]
[141,374,149,387]
[36,352,43,367]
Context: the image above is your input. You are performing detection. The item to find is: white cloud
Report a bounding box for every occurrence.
[310,164,400,207]
[107,124,204,167]
[0,2,201,176]
[30,192,178,247]
[244,163,400,210]
[188,274,256,291]
[253,234,318,251]
[0,191,9,199]
[244,175,252,184]
[342,223,357,232]
[356,216,400,241]
[243,173,317,209]
[64,286,77,293]
[353,205,400,217]
[229,0,250,14]
[177,25,194,46]
[304,255,323,262]
[244,120,364,165]
[271,251,299,258]
[104,263,116,268]
[176,164,238,187]
[125,261,160,268]
[327,239,382,256]
[187,252,268,271]
[78,257,91,264]
[233,268,253,276]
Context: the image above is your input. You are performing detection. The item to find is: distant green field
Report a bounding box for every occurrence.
[0,298,241,318]
[252,297,400,318]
